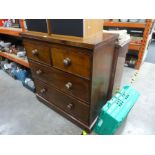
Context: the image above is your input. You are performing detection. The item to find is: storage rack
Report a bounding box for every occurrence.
[0,51,29,68]
[0,19,29,68]
[103,19,154,69]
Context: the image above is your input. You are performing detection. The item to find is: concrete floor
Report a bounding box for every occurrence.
[145,42,155,64]
[0,71,82,135]
[116,63,155,134]
[0,62,155,134]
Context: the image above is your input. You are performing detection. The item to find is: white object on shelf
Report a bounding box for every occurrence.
[139,19,146,23]
[129,19,140,23]
[119,19,128,22]
[103,30,130,46]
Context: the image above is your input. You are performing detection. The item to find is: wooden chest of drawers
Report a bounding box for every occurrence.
[22,32,119,132]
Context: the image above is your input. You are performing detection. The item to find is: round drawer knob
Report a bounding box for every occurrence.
[32,49,39,56]
[67,103,73,110]
[65,82,72,90]
[36,69,42,75]
[40,88,46,94]
[63,58,71,66]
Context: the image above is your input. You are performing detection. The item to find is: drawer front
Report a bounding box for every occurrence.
[29,60,90,103]
[24,40,51,65]
[35,79,89,124]
[51,45,91,79]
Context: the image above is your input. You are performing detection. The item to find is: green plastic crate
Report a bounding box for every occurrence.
[94,85,140,135]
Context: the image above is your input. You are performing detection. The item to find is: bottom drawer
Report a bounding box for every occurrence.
[34,79,89,124]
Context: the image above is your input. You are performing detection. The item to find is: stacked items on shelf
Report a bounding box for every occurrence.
[103,29,136,67]
[104,19,146,23]
[103,19,154,69]
[0,40,26,58]
[0,40,35,92]
[0,39,29,68]
[0,59,35,92]
[0,19,20,28]
[0,40,28,63]
[0,19,26,37]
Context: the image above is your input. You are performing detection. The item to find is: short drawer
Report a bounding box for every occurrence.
[29,60,90,103]
[51,45,91,79]
[35,79,89,124]
[24,39,51,65]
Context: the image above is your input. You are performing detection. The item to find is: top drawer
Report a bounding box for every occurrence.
[51,45,91,79]
[24,40,51,65]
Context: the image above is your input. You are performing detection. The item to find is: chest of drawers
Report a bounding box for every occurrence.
[22,32,119,132]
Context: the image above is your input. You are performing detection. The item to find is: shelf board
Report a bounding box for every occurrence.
[0,51,29,68]
[0,27,22,37]
[129,42,141,51]
[104,22,146,29]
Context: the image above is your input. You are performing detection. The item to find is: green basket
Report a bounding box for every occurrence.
[94,85,140,135]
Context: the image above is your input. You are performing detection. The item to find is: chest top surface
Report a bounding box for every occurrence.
[21,31,118,50]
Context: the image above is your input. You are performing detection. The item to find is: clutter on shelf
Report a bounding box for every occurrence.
[125,53,138,68]
[0,58,35,92]
[22,78,35,92]
[104,19,146,23]
[103,29,130,46]
[0,40,27,59]
[0,19,20,28]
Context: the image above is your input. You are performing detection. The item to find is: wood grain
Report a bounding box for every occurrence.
[35,79,90,124]
[51,44,91,79]
[29,60,90,103]
[90,41,116,124]
[21,31,118,50]
[21,31,121,131]
[24,39,51,65]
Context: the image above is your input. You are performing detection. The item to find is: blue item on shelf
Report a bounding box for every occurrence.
[22,78,35,92]
[14,69,28,82]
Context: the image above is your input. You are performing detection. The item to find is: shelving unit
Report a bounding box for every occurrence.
[0,19,29,68]
[0,27,22,37]
[0,20,26,37]
[129,42,141,51]
[0,51,29,68]
[136,20,154,69]
[104,21,146,29]
[103,19,154,69]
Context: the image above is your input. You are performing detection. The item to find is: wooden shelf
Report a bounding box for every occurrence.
[129,42,141,51]
[0,51,29,68]
[0,27,22,37]
[104,22,146,29]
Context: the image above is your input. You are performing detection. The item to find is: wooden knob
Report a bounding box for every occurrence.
[40,88,46,93]
[63,58,71,66]
[32,49,39,56]
[36,69,42,75]
[67,103,73,110]
[65,82,72,90]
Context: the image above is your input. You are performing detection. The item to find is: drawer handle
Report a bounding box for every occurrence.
[40,88,46,94]
[67,103,73,110]
[65,82,72,90]
[36,69,42,75]
[63,58,71,66]
[32,49,39,56]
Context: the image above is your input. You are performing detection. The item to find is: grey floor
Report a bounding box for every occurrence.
[0,63,155,135]
[0,71,82,135]
[116,63,155,134]
[145,42,155,64]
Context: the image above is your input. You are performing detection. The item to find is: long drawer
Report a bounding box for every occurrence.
[51,44,91,79]
[35,79,89,124]
[24,39,51,65]
[29,60,90,103]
